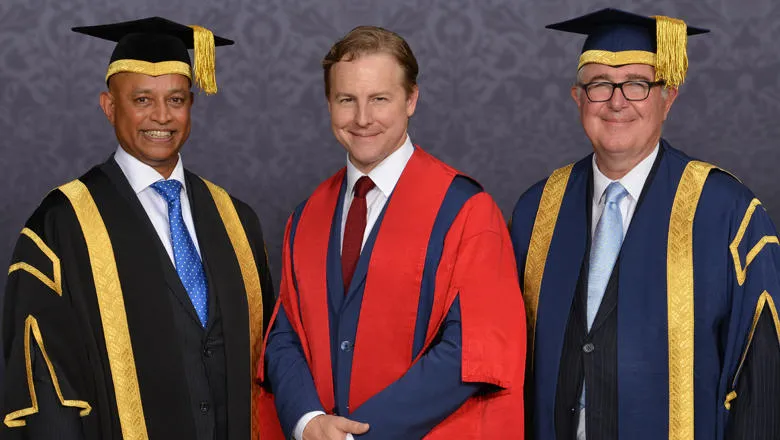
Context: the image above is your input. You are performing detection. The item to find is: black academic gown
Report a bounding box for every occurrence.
[1,157,275,439]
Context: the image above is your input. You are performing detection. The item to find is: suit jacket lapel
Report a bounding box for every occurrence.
[327,178,348,314]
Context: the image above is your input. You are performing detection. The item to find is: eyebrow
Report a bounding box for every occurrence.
[585,73,613,82]
[625,73,654,81]
[333,91,392,99]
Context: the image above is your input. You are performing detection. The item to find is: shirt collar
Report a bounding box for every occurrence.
[592,143,659,204]
[345,134,414,198]
[113,145,187,194]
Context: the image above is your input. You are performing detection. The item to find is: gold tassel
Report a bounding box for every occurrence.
[189,25,218,95]
[653,15,688,88]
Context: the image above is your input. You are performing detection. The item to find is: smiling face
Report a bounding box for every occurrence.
[327,52,419,174]
[572,63,677,166]
[99,72,193,178]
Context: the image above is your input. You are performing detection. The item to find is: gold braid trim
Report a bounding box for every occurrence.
[201,178,264,438]
[726,291,780,410]
[8,228,62,296]
[667,160,717,440]
[4,315,91,427]
[729,199,780,286]
[578,50,656,70]
[106,60,191,82]
[523,163,574,363]
[58,180,148,439]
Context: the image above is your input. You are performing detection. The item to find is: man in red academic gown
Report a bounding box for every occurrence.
[257,26,526,439]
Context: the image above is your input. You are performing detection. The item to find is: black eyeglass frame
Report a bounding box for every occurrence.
[578,80,667,102]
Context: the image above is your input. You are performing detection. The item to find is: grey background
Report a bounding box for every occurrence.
[0,0,778,325]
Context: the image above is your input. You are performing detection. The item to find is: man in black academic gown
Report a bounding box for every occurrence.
[511,8,780,440]
[1,17,275,439]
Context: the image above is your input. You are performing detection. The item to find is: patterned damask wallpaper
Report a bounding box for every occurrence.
[1,0,778,300]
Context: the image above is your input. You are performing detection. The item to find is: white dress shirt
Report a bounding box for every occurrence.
[590,144,658,238]
[113,146,202,263]
[294,134,414,440]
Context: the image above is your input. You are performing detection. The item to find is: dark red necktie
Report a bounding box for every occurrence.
[342,176,375,292]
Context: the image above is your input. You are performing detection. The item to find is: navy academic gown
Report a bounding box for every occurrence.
[511,140,780,440]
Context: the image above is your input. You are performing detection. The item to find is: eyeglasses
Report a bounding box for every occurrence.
[579,80,666,102]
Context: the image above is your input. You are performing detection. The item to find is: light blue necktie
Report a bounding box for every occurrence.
[580,181,628,410]
[587,181,628,330]
[151,180,209,327]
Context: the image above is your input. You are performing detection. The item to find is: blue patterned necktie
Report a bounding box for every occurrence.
[587,181,628,331]
[151,180,209,327]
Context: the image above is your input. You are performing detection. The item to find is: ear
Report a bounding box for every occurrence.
[406,85,419,118]
[99,90,116,126]
[661,86,679,120]
[570,85,583,111]
[189,91,195,107]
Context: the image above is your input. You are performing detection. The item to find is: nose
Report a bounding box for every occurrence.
[354,103,373,127]
[607,86,629,110]
[150,100,173,124]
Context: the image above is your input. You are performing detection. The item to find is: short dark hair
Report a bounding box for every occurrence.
[322,26,419,97]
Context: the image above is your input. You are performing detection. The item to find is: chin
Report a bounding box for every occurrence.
[596,143,633,157]
[350,152,381,168]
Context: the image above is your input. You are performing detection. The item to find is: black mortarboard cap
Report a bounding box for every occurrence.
[72,17,234,94]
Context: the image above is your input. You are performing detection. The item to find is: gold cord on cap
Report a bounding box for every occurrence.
[652,15,688,88]
[189,25,218,95]
[105,60,192,82]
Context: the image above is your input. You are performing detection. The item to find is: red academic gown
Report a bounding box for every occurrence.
[257,147,525,438]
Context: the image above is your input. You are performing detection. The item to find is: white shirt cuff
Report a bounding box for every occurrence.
[294,411,326,440]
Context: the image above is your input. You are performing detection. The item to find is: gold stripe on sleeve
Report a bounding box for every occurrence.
[58,180,148,440]
[4,315,91,427]
[729,198,780,286]
[726,290,780,410]
[8,228,62,296]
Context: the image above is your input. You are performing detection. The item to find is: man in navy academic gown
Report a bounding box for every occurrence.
[510,8,780,440]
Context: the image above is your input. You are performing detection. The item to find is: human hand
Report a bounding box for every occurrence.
[302,414,369,440]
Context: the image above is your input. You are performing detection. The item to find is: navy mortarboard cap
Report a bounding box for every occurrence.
[72,17,234,94]
[546,8,709,87]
